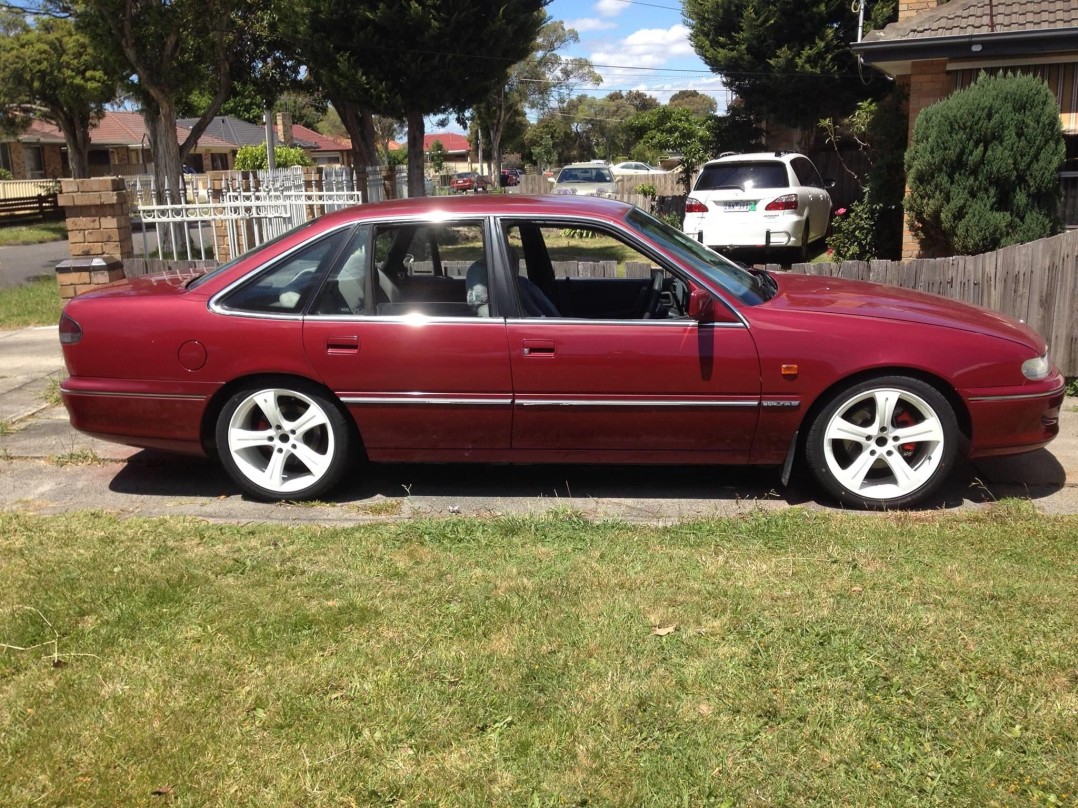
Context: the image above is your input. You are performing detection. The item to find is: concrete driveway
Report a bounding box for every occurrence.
[2,326,1075,523]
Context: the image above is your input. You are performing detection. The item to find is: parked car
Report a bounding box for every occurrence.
[449,171,489,193]
[611,161,665,175]
[499,169,520,187]
[58,195,1064,509]
[682,151,833,262]
[550,163,617,197]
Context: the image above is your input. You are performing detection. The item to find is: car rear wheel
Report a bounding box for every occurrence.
[216,380,353,501]
[805,376,959,509]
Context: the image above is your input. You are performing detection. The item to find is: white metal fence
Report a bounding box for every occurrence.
[128,166,409,261]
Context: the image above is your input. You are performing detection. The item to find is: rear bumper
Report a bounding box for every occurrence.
[61,377,213,456]
[683,211,807,249]
[964,381,1066,458]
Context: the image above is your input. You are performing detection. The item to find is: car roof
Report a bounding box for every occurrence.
[703,151,805,167]
[311,193,635,229]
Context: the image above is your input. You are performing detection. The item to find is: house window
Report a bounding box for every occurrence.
[26,145,45,179]
[0,143,11,175]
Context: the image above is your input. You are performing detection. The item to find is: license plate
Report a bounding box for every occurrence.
[724,200,756,212]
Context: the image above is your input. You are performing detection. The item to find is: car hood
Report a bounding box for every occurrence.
[767,273,1044,350]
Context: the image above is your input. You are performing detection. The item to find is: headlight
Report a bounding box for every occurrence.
[1021,352,1051,380]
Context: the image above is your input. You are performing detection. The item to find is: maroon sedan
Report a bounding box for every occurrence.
[449,171,488,193]
[58,196,1065,508]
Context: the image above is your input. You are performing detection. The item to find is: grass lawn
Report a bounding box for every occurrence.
[0,276,63,328]
[0,220,67,246]
[1,504,1076,806]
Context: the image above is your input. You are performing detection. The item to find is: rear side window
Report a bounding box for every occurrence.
[792,157,825,189]
[694,162,789,191]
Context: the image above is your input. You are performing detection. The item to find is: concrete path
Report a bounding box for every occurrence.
[1,325,1075,522]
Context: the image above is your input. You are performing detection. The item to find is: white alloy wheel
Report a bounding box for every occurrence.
[806,376,959,509]
[216,382,351,500]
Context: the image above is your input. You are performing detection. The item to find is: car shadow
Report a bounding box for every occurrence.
[106,448,1066,513]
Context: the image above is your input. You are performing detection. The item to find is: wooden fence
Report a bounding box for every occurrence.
[0,193,61,223]
[782,229,1078,376]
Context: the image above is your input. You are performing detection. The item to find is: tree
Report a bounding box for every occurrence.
[74,0,279,200]
[684,0,894,141]
[668,89,718,118]
[288,0,547,196]
[624,106,714,189]
[607,90,659,113]
[428,140,448,173]
[0,17,122,177]
[905,72,1065,257]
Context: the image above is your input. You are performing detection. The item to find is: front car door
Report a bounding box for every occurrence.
[496,215,762,462]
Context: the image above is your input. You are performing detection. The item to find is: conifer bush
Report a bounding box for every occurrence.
[905,72,1065,256]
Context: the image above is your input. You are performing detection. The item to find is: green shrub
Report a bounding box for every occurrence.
[234,143,314,170]
[905,72,1065,256]
[0,168,12,180]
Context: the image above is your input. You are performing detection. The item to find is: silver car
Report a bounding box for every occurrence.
[550,163,617,197]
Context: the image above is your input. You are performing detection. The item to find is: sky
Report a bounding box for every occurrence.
[545,0,729,112]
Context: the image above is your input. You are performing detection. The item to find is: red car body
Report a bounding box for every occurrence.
[58,195,1064,507]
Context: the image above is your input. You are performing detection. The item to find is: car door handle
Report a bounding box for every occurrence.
[521,339,555,356]
[326,336,359,354]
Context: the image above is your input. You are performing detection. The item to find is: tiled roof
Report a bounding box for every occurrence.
[291,124,350,153]
[178,116,266,147]
[864,0,1078,42]
[389,132,471,153]
[15,120,66,144]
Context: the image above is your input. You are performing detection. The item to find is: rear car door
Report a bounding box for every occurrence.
[302,220,514,459]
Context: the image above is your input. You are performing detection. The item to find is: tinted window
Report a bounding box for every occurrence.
[219,229,350,315]
[557,167,614,183]
[792,157,824,189]
[694,162,789,191]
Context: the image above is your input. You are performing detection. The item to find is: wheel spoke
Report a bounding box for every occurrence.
[259,447,290,489]
[253,390,285,426]
[834,447,878,491]
[881,450,919,488]
[874,390,901,431]
[289,441,331,478]
[892,415,944,446]
[288,405,330,438]
[230,427,274,450]
[825,417,874,443]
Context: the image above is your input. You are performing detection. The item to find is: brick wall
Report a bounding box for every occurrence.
[899,0,940,21]
[902,59,952,258]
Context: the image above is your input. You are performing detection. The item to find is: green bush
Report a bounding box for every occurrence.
[0,168,12,180]
[905,72,1065,256]
[234,143,314,170]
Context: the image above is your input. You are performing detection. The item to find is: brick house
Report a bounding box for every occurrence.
[0,120,66,180]
[853,0,1078,257]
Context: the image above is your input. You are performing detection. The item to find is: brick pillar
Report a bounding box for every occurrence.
[55,256,125,299]
[901,59,952,259]
[302,165,323,219]
[57,177,134,261]
[383,166,396,200]
[209,172,233,263]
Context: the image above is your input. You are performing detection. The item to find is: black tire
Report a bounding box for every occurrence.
[804,375,959,509]
[215,379,353,501]
[791,221,810,265]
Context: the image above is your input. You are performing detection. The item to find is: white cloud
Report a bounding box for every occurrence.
[595,0,626,17]
[622,25,695,59]
[566,17,617,33]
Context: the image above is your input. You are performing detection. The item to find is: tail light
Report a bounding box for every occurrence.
[59,312,83,345]
[684,197,708,214]
[765,194,799,211]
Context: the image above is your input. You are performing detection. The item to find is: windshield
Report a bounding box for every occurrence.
[625,207,771,305]
[557,167,614,184]
[187,220,319,290]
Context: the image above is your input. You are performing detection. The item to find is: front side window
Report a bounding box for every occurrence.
[501,219,691,320]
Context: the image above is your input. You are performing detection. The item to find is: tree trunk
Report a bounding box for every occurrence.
[407,109,426,198]
[52,111,92,179]
[333,99,378,202]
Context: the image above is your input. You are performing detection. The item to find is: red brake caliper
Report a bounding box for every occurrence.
[894,407,917,456]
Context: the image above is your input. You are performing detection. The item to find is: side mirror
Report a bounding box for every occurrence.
[824,177,836,189]
[547,176,556,184]
[688,288,716,323]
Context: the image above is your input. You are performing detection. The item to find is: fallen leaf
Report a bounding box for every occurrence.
[652,624,677,636]
[151,785,174,796]
[850,586,864,594]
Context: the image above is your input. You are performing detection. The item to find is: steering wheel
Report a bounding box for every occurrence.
[642,269,664,319]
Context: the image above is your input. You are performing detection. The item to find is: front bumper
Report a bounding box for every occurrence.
[964,380,1066,458]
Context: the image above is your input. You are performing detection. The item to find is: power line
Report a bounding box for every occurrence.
[601,0,684,10]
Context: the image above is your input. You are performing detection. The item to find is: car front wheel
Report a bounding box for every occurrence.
[805,376,959,509]
[216,380,353,501]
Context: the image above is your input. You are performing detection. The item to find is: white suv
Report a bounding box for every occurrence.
[682,152,832,262]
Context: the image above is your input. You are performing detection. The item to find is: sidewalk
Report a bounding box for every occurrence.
[1,325,1076,512]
